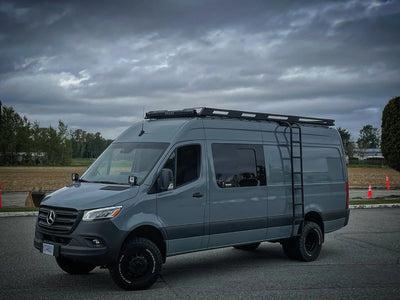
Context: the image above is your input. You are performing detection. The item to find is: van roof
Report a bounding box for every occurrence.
[145,107,335,127]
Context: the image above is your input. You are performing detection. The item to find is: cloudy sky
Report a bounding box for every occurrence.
[1,0,399,140]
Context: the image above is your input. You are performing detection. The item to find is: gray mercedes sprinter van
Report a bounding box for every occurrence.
[34,107,350,290]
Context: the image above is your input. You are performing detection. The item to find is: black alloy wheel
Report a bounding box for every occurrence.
[297,221,323,262]
[109,237,162,290]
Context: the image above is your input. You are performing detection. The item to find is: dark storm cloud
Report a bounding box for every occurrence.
[0,0,399,139]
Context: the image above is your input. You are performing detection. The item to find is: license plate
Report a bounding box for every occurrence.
[42,243,54,256]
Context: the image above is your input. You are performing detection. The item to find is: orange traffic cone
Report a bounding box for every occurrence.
[367,184,373,199]
[386,174,390,190]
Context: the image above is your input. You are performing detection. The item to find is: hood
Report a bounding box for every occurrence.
[40,182,140,210]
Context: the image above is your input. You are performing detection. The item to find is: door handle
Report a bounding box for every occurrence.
[192,192,204,198]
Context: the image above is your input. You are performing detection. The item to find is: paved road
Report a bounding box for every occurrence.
[0,209,399,299]
[2,188,400,208]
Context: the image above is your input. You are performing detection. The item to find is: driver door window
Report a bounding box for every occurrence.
[162,144,201,189]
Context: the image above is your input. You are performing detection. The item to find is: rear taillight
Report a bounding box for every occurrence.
[346,182,349,209]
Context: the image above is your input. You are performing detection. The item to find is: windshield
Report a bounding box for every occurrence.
[81,142,169,185]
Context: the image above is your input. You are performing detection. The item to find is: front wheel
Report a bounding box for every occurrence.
[109,237,162,290]
[56,256,96,274]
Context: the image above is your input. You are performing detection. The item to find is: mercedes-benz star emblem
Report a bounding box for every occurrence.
[46,210,56,225]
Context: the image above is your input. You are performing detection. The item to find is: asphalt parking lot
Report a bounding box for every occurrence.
[0,208,399,299]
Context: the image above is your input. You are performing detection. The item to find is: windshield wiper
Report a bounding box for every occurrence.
[78,178,90,183]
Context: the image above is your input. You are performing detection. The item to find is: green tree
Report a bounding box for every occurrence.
[38,121,72,165]
[337,127,354,157]
[71,129,86,158]
[381,96,400,171]
[0,103,108,165]
[0,105,31,165]
[57,121,72,165]
[31,121,45,164]
[71,129,112,159]
[357,125,380,151]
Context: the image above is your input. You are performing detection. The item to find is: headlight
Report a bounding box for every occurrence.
[82,206,122,221]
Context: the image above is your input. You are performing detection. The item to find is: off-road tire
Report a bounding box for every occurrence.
[282,222,323,261]
[296,221,323,262]
[109,237,162,290]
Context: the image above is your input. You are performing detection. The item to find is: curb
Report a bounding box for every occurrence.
[349,203,400,209]
[350,186,400,190]
[0,211,38,217]
[1,204,400,217]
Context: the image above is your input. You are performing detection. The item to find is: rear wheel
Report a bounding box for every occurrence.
[282,221,323,262]
[56,256,96,274]
[234,242,261,251]
[297,221,323,261]
[109,237,162,290]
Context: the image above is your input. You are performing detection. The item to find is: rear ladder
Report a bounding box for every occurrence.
[280,122,305,236]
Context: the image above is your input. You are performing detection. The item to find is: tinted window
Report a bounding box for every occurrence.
[303,147,344,182]
[162,144,201,189]
[265,145,291,185]
[212,143,266,188]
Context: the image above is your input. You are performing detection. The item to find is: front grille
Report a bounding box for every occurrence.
[38,206,80,234]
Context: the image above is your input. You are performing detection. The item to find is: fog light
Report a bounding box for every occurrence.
[92,238,102,246]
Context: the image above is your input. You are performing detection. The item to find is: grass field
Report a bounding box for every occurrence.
[0,166,89,191]
[69,158,94,166]
[347,167,400,187]
[0,165,399,192]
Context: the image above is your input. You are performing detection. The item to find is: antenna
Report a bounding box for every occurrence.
[139,107,145,136]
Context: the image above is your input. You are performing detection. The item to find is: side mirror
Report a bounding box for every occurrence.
[72,173,79,182]
[128,175,138,186]
[157,168,174,192]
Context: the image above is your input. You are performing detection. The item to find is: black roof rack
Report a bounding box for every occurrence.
[145,107,335,126]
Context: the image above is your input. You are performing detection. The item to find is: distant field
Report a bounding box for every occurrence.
[348,167,400,186]
[0,166,399,191]
[69,158,94,166]
[0,166,89,191]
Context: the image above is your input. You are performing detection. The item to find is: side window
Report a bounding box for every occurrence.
[212,143,266,188]
[303,147,344,183]
[264,145,292,185]
[162,144,201,189]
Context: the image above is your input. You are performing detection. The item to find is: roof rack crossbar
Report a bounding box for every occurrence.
[198,108,334,126]
[145,107,334,126]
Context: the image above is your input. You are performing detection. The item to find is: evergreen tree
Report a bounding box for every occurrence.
[381,96,400,171]
[337,127,354,157]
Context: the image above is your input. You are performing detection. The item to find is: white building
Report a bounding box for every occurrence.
[353,148,383,160]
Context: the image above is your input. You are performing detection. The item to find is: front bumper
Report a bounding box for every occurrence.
[34,217,126,266]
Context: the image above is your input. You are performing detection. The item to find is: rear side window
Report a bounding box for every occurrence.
[303,147,344,182]
[163,144,201,188]
[212,143,266,188]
